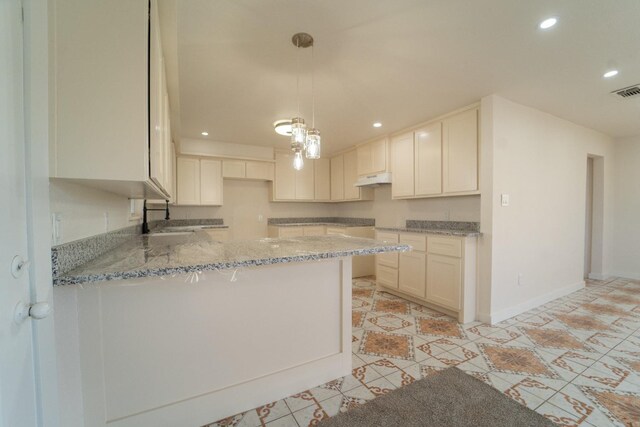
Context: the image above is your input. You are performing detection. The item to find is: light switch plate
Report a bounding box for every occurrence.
[501,194,510,207]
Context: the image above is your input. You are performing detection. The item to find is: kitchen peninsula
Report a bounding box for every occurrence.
[53,229,408,427]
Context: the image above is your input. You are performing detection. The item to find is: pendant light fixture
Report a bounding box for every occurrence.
[281,32,321,170]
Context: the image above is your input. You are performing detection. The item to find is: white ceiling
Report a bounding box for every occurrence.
[161,0,640,154]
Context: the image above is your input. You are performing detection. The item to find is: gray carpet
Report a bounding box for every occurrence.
[318,367,555,427]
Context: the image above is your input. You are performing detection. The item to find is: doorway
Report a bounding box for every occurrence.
[585,155,605,280]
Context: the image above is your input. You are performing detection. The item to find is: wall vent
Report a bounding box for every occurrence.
[611,84,640,99]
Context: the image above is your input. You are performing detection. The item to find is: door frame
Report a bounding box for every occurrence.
[22,0,60,425]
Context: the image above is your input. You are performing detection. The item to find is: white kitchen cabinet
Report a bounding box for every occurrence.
[391,132,415,198]
[51,0,170,199]
[399,251,427,298]
[223,160,274,181]
[246,161,274,181]
[330,155,345,201]
[222,161,246,179]
[426,254,461,310]
[331,152,373,202]
[357,138,387,176]
[176,158,200,205]
[375,231,477,323]
[273,152,320,201]
[314,158,331,201]
[443,108,478,193]
[415,122,442,196]
[343,150,360,200]
[200,160,223,205]
[176,158,222,206]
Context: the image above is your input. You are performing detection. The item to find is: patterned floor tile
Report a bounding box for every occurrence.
[204,276,640,427]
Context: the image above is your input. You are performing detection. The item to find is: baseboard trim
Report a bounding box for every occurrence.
[588,272,611,281]
[487,281,585,325]
[610,271,640,280]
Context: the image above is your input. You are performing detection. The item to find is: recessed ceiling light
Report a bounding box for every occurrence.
[603,70,619,78]
[201,131,209,136]
[539,17,557,29]
[373,122,382,128]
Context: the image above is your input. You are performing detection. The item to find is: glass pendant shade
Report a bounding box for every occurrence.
[293,150,304,170]
[305,128,321,159]
[290,117,307,146]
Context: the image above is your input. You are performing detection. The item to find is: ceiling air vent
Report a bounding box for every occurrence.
[611,84,640,99]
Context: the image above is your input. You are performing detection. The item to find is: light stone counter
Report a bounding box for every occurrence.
[54,233,409,286]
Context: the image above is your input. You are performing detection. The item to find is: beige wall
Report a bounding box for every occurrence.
[479,95,615,323]
[612,136,640,279]
[49,180,141,244]
[331,186,480,227]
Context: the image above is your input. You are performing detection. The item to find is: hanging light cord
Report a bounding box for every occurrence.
[311,43,315,128]
[296,38,300,117]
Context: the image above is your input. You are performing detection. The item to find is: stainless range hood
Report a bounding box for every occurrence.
[354,172,392,187]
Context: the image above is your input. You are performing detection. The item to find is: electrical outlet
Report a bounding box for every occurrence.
[501,194,510,207]
[258,214,264,222]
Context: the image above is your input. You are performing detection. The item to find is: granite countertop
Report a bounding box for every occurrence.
[54,233,409,286]
[270,223,372,228]
[375,227,479,237]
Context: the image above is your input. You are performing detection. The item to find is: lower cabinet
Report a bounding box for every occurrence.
[398,251,426,298]
[375,231,476,323]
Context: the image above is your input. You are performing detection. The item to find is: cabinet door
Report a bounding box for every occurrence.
[149,0,166,192]
[415,122,442,196]
[278,227,304,238]
[377,264,398,289]
[176,158,200,205]
[222,160,246,179]
[274,152,296,200]
[426,254,461,310]
[330,155,344,201]
[314,158,331,201]
[343,149,360,200]
[200,159,223,205]
[295,160,315,200]
[443,109,478,193]
[398,251,426,298]
[356,143,373,176]
[357,138,386,176]
[246,161,274,181]
[391,132,415,198]
[303,226,325,236]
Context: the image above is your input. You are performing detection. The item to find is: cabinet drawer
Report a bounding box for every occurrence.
[326,227,344,236]
[303,226,325,236]
[377,252,398,268]
[427,236,462,258]
[376,264,398,289]
[278,227,304,238]
[400,234,427,252]
[375,231,399,243]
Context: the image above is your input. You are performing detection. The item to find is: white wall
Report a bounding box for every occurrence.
[612,136,640,279]
[331,186,480,227]
[49,180,140,244]
[479,95,615,323]
[152,179,334,240]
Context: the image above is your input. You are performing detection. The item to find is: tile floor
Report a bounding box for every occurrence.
[205,276,640,427]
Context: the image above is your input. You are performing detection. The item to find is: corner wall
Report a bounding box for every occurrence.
[479,95,615,323]
[612,136,640,279]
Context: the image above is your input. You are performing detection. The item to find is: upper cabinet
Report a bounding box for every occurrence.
[330,151,374,202]
[272,151,324,201]
[51,0,171,199]
[222,160,274,181]
[314,158,331,201]
[442,109,478,193]
[390,107,478,200]
[176,157,223,206]
[357,138,388,176]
